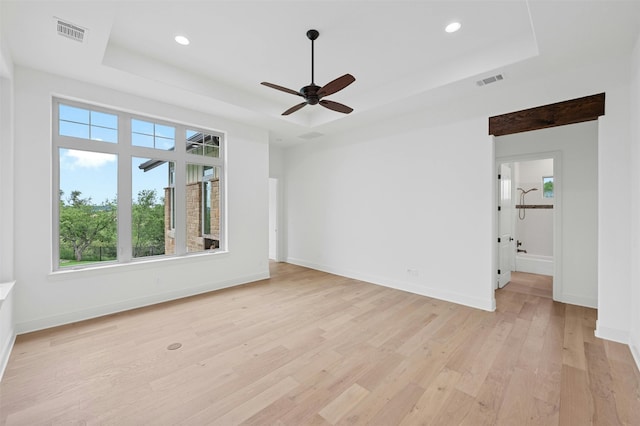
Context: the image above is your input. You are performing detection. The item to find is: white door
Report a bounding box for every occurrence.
[497,163,514,288]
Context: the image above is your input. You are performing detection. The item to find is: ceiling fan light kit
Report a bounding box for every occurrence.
[261,29,355,116]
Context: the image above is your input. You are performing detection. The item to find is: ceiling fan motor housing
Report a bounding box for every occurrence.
[301,85,321,104]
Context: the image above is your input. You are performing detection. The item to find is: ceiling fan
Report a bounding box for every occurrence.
[261,29,355,116]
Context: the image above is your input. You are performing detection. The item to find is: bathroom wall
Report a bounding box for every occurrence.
[514,159,554,257]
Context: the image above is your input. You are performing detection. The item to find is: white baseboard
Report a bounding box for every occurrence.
[630,332,640,373]
[515,255,553,276]
[594,321,629,344]
[287,257,495,312]
[0,281,16,381]
[558,293,597,309]
[16,272,269,335]
[0,330,16,381]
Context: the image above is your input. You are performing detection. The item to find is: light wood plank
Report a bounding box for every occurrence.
[318,383,369,424]
[559,364,594,425]
[0,263,638,425]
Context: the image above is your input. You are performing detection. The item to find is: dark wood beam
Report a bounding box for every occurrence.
[489,93,605,136]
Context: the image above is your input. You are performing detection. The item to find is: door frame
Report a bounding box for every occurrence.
[494,150,563,302]
[268,177,283,262]
[497,162,515,289]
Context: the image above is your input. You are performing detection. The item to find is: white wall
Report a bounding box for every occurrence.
[0,43,16,380]
[284,54,633,328]
[269,144,285,179]
[595,84,633,344]
[629,33,640,370]
[0,75,14,284]
[11,67,270,333]
[497,123,598,307]
[286,117,495,311]
[514,159,554,258]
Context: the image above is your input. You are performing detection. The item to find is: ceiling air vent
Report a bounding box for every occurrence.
[298,131,324,140]
[56,18,86,43]
[476,73,504,87]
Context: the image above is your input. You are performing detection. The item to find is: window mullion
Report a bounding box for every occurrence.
[118,113,133,262]
[52,100,61,271]
[174,124,187,255]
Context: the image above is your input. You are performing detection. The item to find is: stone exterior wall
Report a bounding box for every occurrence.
[164,178,220,254]
[164,187,175,255]
[209,179,220,238]
[186,181,203,252]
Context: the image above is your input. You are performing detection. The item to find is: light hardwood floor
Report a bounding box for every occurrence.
[1,263,639,425]
[502,271,553,299]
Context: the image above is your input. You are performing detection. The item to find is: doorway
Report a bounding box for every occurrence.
[268,178,279,261]
[497,157,556,297]
[494,121,598,309]
[489,95,602,310]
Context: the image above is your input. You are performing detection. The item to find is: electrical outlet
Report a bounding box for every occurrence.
[407,268,419,277]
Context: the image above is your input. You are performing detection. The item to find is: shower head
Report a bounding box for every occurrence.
[517,187,538,194]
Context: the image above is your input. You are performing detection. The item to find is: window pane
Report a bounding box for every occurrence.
[59,104,89,124]
[132,132,154,149]
[132,119,175,150]
[155,124,175,139]
[59,104,117,143]
[186,130,220,158]
[90,126,117,143]
[58,148,117,268]
[132,119,154,135]
[186,163,220,253]
[60,121,89,139]
[543,176,554,198]
[132,157,173,258]
[156,136,175,150]
[90,111,117,129]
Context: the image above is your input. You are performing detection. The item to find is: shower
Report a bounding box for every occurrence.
[517,187,538,220]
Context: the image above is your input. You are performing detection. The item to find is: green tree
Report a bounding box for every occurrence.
[543,178,554,197]
[132,189,165,257]
[60,190,117,261]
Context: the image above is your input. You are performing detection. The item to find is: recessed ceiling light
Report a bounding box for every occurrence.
[445,22,461,33]
[174,35,190,46]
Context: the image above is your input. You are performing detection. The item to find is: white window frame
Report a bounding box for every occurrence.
[52,97,226,271]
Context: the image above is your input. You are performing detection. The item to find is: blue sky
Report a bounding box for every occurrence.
[59,149,169,205]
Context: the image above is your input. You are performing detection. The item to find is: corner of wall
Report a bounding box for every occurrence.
[0,330,16,382]
[0,35,14,79]
[0,282,16,381]
[594,320,629,345]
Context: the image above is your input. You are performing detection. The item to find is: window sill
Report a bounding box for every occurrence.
[48,250,229,281]
[0,281,16,302]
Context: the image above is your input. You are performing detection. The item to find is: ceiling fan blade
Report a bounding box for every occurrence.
[282,102,307,115]
[319,100,353,114]
[261,82,302,97]
[317,74,355,98]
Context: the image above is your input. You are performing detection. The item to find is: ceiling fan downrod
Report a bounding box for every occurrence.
[307,29,319,85]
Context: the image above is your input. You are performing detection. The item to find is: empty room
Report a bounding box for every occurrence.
[1,1,639,424]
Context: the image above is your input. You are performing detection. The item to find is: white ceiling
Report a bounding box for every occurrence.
[2,1,640,145]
